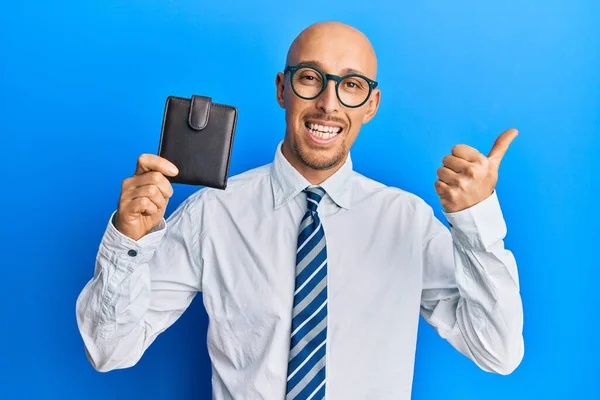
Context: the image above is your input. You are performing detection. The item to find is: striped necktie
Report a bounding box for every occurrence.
[286,186,328,400]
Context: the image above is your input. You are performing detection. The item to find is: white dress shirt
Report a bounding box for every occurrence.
[76,141,524,399]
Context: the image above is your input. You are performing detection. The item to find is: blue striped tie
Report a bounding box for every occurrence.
[286,186,328,400]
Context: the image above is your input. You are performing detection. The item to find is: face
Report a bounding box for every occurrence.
[276,25,380,172]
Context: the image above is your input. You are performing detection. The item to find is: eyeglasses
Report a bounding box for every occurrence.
[283,64,378,108]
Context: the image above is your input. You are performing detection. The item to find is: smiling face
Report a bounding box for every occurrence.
[276,22,381,181]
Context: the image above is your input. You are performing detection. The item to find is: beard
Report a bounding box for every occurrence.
[292,133,348,171]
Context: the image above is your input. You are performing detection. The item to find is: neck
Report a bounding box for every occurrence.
[281,139,344,185]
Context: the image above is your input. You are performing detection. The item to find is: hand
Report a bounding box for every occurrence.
[114,154,179,241]
[434,128,518,213]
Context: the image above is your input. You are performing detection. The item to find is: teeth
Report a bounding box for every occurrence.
[308,123,341,134]
[312,130,333,139]
[305,122,342,140]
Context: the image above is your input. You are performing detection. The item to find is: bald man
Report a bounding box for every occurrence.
[76,21,524,399]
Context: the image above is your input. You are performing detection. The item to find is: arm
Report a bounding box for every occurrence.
[419,191,524,375]
[75,197,203,372]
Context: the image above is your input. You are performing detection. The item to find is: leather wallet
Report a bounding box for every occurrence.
[157,95,238,189]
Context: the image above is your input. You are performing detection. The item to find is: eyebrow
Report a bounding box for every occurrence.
[297,60,367,76]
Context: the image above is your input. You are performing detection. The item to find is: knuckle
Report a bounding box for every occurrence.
[446,189,458,201]
[149,171,162,184]
[122,177,132,190]
[464,166,475,178]
[139,197,151,207]
[147,185,159,196]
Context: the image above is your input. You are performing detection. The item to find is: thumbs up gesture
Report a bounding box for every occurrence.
[434,128,518,213]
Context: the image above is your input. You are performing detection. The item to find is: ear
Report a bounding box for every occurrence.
[275,72,286,109]
[362,89,381,124]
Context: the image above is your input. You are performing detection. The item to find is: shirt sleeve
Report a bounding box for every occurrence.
[75,196,204,372]
[419,191,524,375]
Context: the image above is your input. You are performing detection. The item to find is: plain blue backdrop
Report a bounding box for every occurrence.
[1,0,598,399]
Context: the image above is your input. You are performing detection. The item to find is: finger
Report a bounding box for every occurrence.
[135,154,179,177]
[129,185,168,210]
[127,197,159,216]
[434,179,450,195]
[451,144,484,163]
[125,172,174,199]
[488,128,518,162]
[442,154,471,174]
[436,166,459,186]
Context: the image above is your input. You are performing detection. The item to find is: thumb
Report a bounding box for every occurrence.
[488,128,518,164]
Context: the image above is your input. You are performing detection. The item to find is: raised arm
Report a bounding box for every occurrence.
[420,128,524,374]
[75,154,204,372]
[419,191,524,374]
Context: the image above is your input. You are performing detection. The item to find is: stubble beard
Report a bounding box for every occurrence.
[292,132,348,171]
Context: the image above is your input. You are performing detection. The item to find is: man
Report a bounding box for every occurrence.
[76,21,524,399]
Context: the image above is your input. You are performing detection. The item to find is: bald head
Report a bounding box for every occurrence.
[275,21,382,178]
[285,22,378,79]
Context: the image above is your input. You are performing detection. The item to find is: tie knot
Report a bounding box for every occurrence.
[304,186,326,212]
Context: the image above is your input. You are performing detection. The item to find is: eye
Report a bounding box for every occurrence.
[294,68,323,87]
[341,77,368,92]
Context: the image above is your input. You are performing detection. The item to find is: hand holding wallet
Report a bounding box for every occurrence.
[157,95,238,189]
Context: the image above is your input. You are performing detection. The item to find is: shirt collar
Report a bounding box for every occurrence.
[270,141,353,210]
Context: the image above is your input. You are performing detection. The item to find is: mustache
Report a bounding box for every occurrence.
[303,113,347,127]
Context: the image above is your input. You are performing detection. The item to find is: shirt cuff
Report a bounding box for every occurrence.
[99,210,167,264]
[442,191,507,250]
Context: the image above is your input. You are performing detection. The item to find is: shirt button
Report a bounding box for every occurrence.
[128,249,137,257]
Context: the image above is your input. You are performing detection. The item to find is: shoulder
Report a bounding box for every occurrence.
[350,171,432,214]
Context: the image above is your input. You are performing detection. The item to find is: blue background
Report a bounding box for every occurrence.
[1,0,598,399]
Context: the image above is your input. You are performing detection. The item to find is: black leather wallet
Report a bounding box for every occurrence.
[157,95,238,189]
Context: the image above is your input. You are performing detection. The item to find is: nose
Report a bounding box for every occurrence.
[315,80,340,114]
